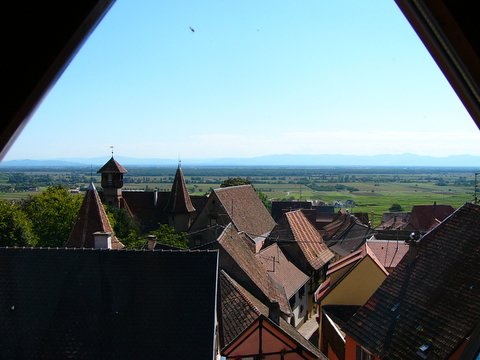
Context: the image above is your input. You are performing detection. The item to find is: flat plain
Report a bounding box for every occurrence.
[0,166,476,227]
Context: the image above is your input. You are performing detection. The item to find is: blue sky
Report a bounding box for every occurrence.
[3,0,480,161]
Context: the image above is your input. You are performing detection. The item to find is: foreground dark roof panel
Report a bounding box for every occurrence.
[0,248,218,359]
[343,202,480,359]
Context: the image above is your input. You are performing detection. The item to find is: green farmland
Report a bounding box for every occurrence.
[0,166,476,227]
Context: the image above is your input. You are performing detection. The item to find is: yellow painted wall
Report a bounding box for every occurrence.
[322,257,387,306]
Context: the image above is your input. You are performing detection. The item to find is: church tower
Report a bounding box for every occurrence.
[97,156,127,207]
[164,162,196,232]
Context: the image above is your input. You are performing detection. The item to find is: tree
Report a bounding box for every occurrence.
[257,191,272,213]
[23,185,82,247]
[0,200,37,247]
[220,177,251,188]
[106,205,143,249]
[151,224,189,249]
[389,203,404,212]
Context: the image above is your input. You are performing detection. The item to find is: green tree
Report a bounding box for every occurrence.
[0,200,38,247]
[220,177,251,188]
[23,185,82,247]
[389,203,404,212]
[106,205,143,249]
[151,224,189,249]
[257,191,271,213]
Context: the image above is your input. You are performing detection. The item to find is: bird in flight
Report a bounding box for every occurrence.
[189,26,195,33]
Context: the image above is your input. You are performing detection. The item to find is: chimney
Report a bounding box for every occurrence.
[406,232,420,265]
[93,231,112,249]
[147,234,157,250]
[268,300,280,325]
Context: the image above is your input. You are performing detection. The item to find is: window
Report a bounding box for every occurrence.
[289,296,295,309]
[356,345,374,360]
[299,285,305,299]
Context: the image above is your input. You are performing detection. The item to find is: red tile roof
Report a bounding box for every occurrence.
[213,185,276,237]
[344,202,480,359]
[66,183,124,249]
[96,156,127,174]
[366,239,409,270]
[407,203,455,232]
[219,270,326,359]
[256,244,309,299]
[164,165,195,214]
[218,223,291,316]
[218,270,262,347]
[285,210,334,270]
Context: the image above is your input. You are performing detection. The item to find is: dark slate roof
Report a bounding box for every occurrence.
[271,200,312,222]
[324,214,374,258]
[213,185,276,237]
[217,223,291,316]
[343,202,480,359]
[218,270,326,359]
[121,191,170,231]
[283,210,334,270]
[191,195,208,215]
[256,244,309,299]
[164,165,196,214]
[96,156,128,174]
[66,183,124,249]
[0,247,218,359]
[407,203,455,232]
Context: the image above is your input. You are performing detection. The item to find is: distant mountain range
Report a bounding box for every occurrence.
[2,153,480,168]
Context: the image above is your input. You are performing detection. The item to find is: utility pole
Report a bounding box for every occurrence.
[475,173,480,204]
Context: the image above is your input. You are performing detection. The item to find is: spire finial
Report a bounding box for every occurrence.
[110,145,114,157]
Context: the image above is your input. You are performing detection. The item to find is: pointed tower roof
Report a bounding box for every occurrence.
[66,183,124,249]
[97,156,127,174]
[164,163,196,214]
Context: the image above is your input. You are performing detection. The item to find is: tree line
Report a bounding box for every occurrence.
[0,185,188,249]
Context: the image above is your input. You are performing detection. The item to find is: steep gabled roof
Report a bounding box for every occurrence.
[343,203,480,359]
[96,156,127,174]
[256,243,309,299]
[217,223,291,316]
[66,183,124,249]
[0,248,219,359]
[213,185,276,237]
[164,165,195,214]
[283,210,335,270]
[407,203,455,232]
[218,270,263,348]
[219,270,326,359]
